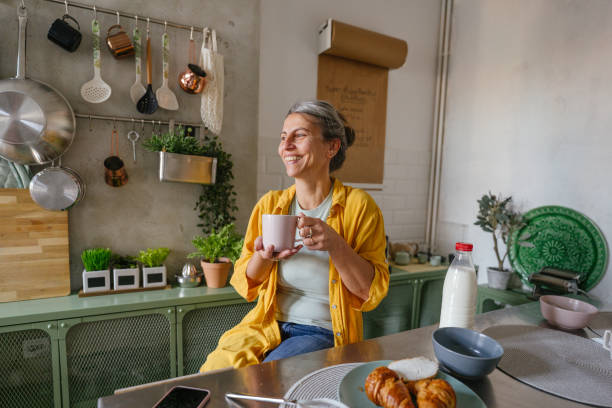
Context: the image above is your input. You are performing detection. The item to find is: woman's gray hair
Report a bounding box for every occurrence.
[287,100,355,172]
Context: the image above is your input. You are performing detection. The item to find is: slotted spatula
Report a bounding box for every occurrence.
[80,18,111,103]
[155,29,178,110]
[129,18,146,104]
[137,24,158,114]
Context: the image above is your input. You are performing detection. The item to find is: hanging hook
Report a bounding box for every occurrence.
[20,0,25,10]
[131,117,135,130]
[190,26,194,40]
[116,11,120,25]
[164,21,167,33]
[64,0,68,15]
[93,4,96,20]
[141,119,145,131]
[113,117,117,130]
[135,14,138,27]
[146,17,150,35]
[89,115,93,132]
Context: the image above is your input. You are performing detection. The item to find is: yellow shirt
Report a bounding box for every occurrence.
[200,178,389,372]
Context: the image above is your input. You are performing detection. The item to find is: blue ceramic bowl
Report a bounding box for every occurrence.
[432,327,504,380]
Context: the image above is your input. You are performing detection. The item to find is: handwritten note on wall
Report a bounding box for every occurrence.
[317,54,388,184]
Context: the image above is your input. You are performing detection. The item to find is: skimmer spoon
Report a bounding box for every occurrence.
[80,16,111,103]
[129,17,146,104]
[155,26,179,110]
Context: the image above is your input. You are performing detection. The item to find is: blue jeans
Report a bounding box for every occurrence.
[263,321,334,362]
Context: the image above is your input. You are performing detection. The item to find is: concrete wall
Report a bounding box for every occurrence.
[438,0,612,299]
[257,0,442,243]
[0,0,259,289]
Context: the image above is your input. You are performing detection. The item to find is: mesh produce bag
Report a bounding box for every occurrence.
[200,28,224,135]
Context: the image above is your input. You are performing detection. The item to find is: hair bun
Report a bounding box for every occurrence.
[344,126,356,147]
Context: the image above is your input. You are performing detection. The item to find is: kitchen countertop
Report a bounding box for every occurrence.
[97,298,611,408]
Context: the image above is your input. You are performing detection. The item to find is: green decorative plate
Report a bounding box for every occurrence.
[509,206,608,291]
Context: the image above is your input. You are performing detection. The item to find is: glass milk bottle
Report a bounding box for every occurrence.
[439,242,477,329]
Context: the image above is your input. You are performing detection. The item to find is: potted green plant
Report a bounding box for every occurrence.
[475,192,525,289]
[81,248,112,293]
[136,248,170,288]
[142,126,217,185]
[188,223,244,288]
[143,128,238,235]
[111,254,139,290]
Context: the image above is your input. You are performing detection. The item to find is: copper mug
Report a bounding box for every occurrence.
[104,156,128,187]
[179,63,206,94]
[106,24,134,58]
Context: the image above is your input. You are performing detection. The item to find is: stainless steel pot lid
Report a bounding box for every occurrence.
[29,167,80,211]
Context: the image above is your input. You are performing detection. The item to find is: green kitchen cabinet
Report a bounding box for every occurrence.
[177,300,255,376]
[476,284,532,314]
[0,321,61,408]
[58,308,176,408]
[363,263,447,339]
[0,266,447,408]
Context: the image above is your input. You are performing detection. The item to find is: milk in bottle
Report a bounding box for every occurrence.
[439,242,477,329]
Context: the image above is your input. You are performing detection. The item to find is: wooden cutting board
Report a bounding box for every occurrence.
[0,189,70,302]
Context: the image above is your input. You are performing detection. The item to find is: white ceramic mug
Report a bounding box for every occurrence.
[430,255,442,266]
[603,330,612,360]
[262,214,303,253]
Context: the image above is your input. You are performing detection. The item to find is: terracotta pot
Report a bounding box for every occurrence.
[200,258,232,288]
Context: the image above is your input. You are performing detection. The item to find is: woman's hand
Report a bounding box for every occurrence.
[254,235,301,261]
[297,213,342,252]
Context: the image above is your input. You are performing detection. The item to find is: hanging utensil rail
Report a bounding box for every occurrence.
[43,0,208,34]
[75,113,202,128]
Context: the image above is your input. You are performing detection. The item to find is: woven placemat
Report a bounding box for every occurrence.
[483,325,612,407]
[283,363,362,403]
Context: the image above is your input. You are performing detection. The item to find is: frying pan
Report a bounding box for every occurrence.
[0,4,75,165]
[29,162,85,211]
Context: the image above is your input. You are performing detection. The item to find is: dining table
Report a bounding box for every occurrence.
[97,297,611,408]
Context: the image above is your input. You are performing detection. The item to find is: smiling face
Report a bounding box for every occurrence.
[279,113,340,182]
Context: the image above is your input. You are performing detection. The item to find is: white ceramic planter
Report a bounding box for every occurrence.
[82,269,110,293]
[143,265,167,288]
[113,268,140,290]
[487,267,511,290]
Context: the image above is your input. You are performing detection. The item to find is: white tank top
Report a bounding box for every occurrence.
[275,188,333,330]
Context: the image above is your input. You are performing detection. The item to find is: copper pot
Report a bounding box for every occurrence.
[178,37,206,94]
[178,63,206,94]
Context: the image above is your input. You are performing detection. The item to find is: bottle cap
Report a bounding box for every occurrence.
[455,242,473,251]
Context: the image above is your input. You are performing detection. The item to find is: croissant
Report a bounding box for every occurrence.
[365,366,415,408]
[365,367,456,408]
[412,378,456,408]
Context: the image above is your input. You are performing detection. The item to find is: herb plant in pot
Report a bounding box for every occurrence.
[475,193,525,290]
[188,223,244,288]
[81,248,112,293]
[142,126,217,185]
[136,248,170,288]
[111,254,139,290]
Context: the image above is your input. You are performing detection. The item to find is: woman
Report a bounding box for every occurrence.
[201,100,389,372]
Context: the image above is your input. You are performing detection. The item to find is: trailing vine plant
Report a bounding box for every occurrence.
[196,132,238,235]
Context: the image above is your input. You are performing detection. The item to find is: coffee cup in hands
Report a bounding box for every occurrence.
[262,214,303,255]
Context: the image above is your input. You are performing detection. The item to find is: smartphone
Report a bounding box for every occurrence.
[152,386,210,408]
